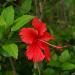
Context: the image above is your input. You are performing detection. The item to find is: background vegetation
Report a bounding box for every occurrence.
[0,0,75,75]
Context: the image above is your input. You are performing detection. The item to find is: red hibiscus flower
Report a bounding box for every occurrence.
[19,17,55,62]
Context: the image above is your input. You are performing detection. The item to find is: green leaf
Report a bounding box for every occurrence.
[61,62,75,70]
[48,60,60,68]
[20,0,32,14]
[44,68,55,75]
[2,43,18,59]
[1,6,14,27]
[0,48,10,57]
[0,16,6,27]
[11,15,34,31]
[52,53,58,61]
[59,50,70,62]
[0,16,6,40]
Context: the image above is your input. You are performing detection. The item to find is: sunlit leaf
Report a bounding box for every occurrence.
[1,6,14,27]
[11,15,34,31]
[2,43,18,59]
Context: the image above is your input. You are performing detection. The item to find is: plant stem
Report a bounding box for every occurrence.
[9,58,16,75]
[37,63,41,75]
[33,62,37,75]
[33,62,41,75]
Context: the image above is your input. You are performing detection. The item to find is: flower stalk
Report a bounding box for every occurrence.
[33,62,41,75]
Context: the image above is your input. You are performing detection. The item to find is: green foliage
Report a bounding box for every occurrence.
[4,71,13,75]
[0,16,6,28]
[0,16,6,39]
[11,15,34,31]
[44,68,55,75]
[2,43,18,59]
[61,62,75,70]
[48,60,60,68]
[20,0,32,14]
[1,6,14,27]
[59,50,71,62]
[0,2,34,74]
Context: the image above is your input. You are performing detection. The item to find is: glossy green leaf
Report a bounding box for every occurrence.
[61,62,75,70]
[1,6,14,27]
[0,16,6,27]
[0,16,6,39]
[59,50,70,62]
[11,15,34,31]
[2,43,18,59]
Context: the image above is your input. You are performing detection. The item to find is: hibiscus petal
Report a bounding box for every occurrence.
[19,28,37,44]
[32,17,47,36]
[41,32,55,41]
[38,41,51,62]
[25,43,45,62]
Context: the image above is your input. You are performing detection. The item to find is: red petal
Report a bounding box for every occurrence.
[41,32,55,41]
[19,28,37,44]
[38,41,51,62]
[25,43,45,62]
[32,17,47,36]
